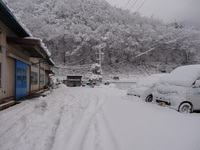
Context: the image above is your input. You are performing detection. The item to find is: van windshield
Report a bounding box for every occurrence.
[160,65,200,87]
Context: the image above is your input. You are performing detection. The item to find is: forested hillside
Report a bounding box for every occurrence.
[6,0,200,69]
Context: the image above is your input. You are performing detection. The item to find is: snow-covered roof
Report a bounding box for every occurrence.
[160,65,200,86]
[40,39,51,57]
[48,58,55,66]
[0,1,30,37]
[0,1,55,66]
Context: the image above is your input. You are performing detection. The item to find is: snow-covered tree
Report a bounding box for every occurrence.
[6,0,200,69]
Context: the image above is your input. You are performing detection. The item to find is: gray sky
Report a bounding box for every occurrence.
[105,0,199,22]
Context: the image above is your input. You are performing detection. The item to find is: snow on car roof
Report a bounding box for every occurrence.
[160,65,200,86]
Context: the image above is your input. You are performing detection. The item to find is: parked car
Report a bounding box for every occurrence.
[153,65,200,113]
[127,74,166,102]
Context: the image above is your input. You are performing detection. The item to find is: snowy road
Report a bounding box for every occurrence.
[0,84,200,150]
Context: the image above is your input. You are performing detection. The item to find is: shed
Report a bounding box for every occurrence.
[66,76,82,87]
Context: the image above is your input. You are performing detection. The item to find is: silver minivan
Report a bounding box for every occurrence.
[153,65,200,113]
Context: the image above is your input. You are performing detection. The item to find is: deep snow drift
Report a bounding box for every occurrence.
[0,84,200,150]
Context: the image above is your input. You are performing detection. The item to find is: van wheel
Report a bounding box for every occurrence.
[145,95,153,102]
[178,102,193,113]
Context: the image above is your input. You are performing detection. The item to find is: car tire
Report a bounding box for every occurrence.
[145,95,153,102]
[178,102,193,113]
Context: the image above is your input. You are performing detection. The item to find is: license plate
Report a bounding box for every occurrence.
[158,102,166,106]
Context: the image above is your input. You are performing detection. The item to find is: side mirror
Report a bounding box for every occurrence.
[193,80,200,88]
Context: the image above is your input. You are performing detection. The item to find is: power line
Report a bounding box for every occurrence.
[134,38,184,59]
[135,0,148,12]
[123,0,131,9]
[130,0,138,10]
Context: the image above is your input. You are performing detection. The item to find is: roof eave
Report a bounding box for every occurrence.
[0,1,30,37]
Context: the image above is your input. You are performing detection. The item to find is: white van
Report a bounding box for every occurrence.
[153,65,200,113]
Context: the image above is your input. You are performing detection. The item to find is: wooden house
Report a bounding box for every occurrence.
[0,1,54,102]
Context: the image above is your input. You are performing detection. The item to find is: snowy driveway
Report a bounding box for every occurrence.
[0,84,200,150]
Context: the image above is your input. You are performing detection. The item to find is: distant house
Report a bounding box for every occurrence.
[0,1,54,102]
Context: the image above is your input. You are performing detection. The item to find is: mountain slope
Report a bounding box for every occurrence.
[7,0,200,68]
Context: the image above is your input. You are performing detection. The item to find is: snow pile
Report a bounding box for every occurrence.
[160,65,200,86]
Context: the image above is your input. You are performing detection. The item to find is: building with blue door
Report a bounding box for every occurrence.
[0,1,55,102]
[15,60,27,99]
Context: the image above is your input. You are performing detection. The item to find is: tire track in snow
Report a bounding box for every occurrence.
[96,108,120,150]
[47,96,75,150]
[88,93,120,150]
[50,88,91,150]
[51,90,103,150]
[56,89,120,150]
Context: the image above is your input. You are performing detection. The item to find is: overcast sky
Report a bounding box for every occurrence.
[105,0,199,22]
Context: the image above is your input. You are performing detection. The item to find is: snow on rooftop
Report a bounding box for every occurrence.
[160,65,200,86]
[49,58,55,66]
[40,39,51,57]
[24,37,52,58]
[2,0,8,4]
[15,16,32,37]
[1,1,32,36]
[24,37,41,40]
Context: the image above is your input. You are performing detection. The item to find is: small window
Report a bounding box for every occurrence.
[23,69,26,74]
[23,75,26,80]
[17,75,21,80]
[31,72,38,85]
[17,68,21,74]
[0,63,1,88]
[40,74,45,84]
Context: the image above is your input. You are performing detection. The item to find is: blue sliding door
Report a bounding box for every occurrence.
[15,60,27,99]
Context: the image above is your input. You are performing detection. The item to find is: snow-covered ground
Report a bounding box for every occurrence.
[0,84,200,150]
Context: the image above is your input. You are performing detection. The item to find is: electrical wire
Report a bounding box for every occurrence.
[135,0,148,12]
[130,0,138,10]
[123,0,131,9]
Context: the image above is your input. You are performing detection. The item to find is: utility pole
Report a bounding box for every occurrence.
[95,45,104,66]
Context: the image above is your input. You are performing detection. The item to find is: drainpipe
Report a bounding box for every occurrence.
[39,61,41,91]
[29,65,31,94]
